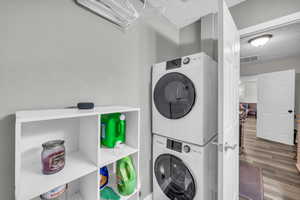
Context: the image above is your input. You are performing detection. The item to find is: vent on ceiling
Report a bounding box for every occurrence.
[240,56,259,63]
[77,0,140,29]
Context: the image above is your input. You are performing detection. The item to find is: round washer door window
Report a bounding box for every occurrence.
[154,72,196,119]
[154,154,196,200]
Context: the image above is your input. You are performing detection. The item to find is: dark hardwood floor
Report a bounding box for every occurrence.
[240,117,300,200]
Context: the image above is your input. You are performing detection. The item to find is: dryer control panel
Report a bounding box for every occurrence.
[166,58,182,70]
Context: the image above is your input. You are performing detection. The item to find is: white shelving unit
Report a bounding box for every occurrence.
[15,106,140,200]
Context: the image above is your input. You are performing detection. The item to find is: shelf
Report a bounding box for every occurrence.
[99,144,138,167]
[16,106,139,123]
[20,152,97,200]
[31,193,84,200]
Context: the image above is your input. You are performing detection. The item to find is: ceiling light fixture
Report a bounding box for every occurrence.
[248,34,273,47]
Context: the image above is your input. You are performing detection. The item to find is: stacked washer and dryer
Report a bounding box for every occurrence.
[152,53,218,200]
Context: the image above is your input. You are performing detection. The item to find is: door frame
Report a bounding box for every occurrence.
[239,11,300,38]
[218,0,240,199]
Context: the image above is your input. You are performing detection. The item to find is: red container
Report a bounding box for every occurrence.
[41,140,65,175]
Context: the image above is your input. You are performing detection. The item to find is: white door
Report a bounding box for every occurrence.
[257,70,295,145]
[218,0,240,200]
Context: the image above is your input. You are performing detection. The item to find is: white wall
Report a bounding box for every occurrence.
[230,0,300,29]
[201,14,218,61]
[0,0,180,199]
[179,20,201,56]
[241,56,300,113]
[241,55,300,76]
[240,76,258,103]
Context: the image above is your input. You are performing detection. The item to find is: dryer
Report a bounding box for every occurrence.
[152,52,218,145]
[152,134,217,200]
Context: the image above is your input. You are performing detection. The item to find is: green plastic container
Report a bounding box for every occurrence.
[100,187,120,200]
[116,156,137,196]
[101,113,126,148]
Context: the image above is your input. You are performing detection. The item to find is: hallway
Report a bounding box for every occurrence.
[240,117,300,200]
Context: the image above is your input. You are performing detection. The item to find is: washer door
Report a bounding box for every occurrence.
[154,154,196,200]
[154,72,196,119]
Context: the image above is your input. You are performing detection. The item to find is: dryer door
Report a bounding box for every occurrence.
[154,154,196,200]
[154,72,196,119]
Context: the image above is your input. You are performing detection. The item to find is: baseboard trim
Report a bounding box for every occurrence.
[144,193,152,200]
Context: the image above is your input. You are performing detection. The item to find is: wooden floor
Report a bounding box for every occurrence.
[240,117,300,200]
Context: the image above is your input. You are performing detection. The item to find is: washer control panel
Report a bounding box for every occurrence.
[166,139,182,153]
[166,139,192,154]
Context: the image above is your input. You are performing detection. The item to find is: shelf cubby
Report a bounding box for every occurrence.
[31,171,98,200]
[98,111,139,167]
[19,116,98,200]
[100,154,140,200]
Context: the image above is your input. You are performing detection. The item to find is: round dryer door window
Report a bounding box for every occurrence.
[154,154,196,200]
[154,72,196,119]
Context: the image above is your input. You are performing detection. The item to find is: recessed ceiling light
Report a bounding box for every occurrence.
[248,34,273,47]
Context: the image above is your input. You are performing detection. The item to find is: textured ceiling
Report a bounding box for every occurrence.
[241,22,300,63]
[147,0,246,28]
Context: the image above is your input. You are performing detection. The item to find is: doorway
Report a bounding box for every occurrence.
[239,22,300,200]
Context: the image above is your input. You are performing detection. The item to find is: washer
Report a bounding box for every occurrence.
[152,52,217,145]
[153,134,217,200]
